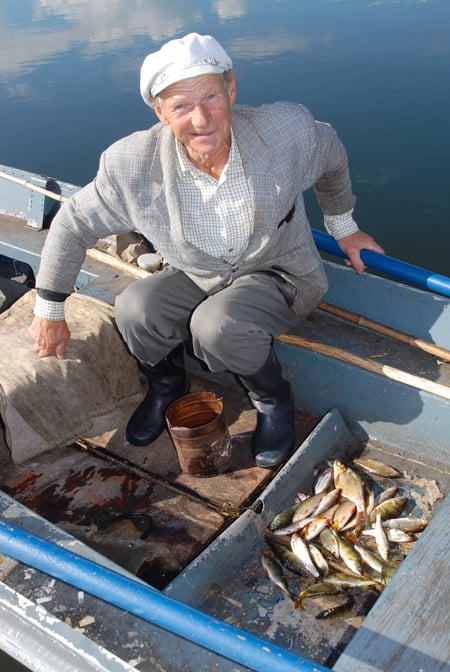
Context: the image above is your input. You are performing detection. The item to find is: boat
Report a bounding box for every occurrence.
[0,162,449,672]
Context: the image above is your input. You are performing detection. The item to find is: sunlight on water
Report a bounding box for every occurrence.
[0,0,449,274]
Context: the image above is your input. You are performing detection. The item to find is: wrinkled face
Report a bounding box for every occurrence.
[154,73,236,167]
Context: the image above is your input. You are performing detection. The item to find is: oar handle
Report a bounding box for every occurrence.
[312,229,450,298]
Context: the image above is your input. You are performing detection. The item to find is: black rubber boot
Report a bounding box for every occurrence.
[239,348,295,469]
[126,344,189,446]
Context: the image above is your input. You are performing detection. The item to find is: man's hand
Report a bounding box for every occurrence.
[337,231,385,274]
[28,316,71,359]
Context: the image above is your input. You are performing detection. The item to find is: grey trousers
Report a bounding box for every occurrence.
[114,266,321,376]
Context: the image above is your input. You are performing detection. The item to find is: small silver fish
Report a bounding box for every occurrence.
[313,466,334,494]
[382,517,428,533]
[374,513,390,562]
[363,528,414,543]
[314,488,342,517]
[309,543,329,577]
[291,533,320,577]
[365,487,376,517]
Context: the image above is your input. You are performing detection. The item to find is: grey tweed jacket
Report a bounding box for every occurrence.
[36,101,356,314]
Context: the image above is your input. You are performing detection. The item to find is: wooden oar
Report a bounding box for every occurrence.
[0,169,150,277]
[276,333,450,401]
[0,169,66,202]
[319,302,450,362]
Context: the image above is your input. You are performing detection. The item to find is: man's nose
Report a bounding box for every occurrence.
[191,103,209,125]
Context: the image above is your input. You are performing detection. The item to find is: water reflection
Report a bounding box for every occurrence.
[0,0,449,274]
[0,0,202,83]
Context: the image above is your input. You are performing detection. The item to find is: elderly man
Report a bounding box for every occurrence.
[29,33,384,468]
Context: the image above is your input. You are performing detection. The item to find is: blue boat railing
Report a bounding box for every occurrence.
[0,519,331,672]
[312,229,450,299]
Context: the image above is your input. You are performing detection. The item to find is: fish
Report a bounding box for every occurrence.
[374,485,399,506]
[309,543,329,577]
[354,543,384,574]
[382,517,428,533]
[362,528,414,543]
[302,504,340,541]
[369,496,408,523]
[316,592,355,620]
[291,492,329,523]
[271,517,314,536]
[261,549,296,601]
[271,501,332,535]
[313,466,334,494]
[291,533,320,577]
[333,460,367,524]
[266,537,308,577]
[374,513,390,562]
[323,572,380,589]
[381,556,402,586]
[314,488,342,516]
[319,526,340,558]
[295,491,310,503]
[268,503,299,532]
[331,528,363,576]
[333,499,356,531]
[353,457,401,478]
[365,487,376,517]
[263,456,430,616]
[294,582,342,610]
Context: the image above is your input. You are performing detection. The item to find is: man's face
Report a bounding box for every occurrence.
[154,73,236,167]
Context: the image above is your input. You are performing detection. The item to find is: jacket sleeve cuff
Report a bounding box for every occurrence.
[323,209,359,240]
[34,295,66,321]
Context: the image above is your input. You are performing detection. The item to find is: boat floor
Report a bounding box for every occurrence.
[0,371,319,588]
[0,403,448,671]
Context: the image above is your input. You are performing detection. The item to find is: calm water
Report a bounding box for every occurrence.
[1,0,449,276]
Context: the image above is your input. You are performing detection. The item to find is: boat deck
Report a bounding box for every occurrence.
[1,210,450,671]
[0,370,318,589]
[1,406,449,671]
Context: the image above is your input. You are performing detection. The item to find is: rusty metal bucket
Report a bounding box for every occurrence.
[165,391,232,477]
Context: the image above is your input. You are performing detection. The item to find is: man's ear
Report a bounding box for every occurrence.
[153,102,170,125]
[226,71,237,104]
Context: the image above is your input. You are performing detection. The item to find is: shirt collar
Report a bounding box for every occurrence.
[176,129,238,177]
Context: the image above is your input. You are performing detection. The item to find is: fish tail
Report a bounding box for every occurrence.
[293,595,305,610]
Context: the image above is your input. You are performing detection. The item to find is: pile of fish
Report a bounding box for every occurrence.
[261,457,428,618]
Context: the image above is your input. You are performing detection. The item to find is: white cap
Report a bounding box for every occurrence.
[140,33,233,106]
